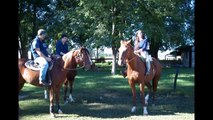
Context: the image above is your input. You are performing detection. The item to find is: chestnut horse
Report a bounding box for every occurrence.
[63,49,92,103]
[118,40,162,115]
[18,47,92,117]
[43,49,92,103]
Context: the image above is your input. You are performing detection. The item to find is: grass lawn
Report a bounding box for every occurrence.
[19,63,194,120]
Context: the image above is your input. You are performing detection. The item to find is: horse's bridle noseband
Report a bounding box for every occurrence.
[62,49,91,71]
[121,45,137,64]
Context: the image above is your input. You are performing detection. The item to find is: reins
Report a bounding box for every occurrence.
[62,63,85,71]
[53,52,85,71]
[126,55,137,64]
[125,45,137,64]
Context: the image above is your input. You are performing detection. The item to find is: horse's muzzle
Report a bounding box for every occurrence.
[118,60,125,66]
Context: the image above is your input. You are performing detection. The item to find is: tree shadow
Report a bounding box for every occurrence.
[19,69,194,118]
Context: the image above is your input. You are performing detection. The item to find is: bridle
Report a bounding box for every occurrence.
[121,45,137,64]
[63,64,85,71]
[63,50,86,71]
[126,55,137,64]
[55,50,89,71]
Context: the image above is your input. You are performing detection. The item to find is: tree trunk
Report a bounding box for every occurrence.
[96,47,99,62]
[111,0,117,75]
[18,36,22,59]
[111,46,117,75]
[18,1,23,58]
[150,48,159,59]
[149,38,161,59]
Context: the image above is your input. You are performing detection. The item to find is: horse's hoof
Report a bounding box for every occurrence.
[44,95,48,99]
[50,113,56,118]
[58,109,63,114]
[143,108,148,115]
[131,106,136,113]
[143,113,149,116]
[68,96,75,102]
[64,100,69,104]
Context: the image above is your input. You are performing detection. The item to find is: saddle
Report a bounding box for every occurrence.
[137,55,153,62]
[25,60,53,85]
[25,60,53,71]
[137,55,155,76]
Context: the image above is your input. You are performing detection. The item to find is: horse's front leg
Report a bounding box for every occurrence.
[139,83,148,115]
[145,82,152,105]
[68,78,75,102]
[56,88,63,114]
[49,88,55,118]
[129,82,137,113]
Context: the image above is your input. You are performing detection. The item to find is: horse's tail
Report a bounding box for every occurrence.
[151,58,162,92]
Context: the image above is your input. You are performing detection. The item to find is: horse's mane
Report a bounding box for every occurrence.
[81,47,90,54]
[63,50,74,62]
[84,48,90,54]
[125,41,143,62]
[127,42,134,52]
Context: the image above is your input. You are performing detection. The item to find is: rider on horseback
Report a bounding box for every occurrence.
[120,30,151,77]
[30,29,52,86]
[134,30,151,75]
[56,33,69,57]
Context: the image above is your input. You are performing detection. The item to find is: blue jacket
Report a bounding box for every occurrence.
[56,40,68,56]
[138,38,148,52]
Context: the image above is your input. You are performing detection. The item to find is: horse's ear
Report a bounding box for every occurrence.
[120,40,124,45]
[79,47,83,52]
[127,40,131,44]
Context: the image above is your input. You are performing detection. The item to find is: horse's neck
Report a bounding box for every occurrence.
[62,55,78,70]
[52,58,68,74]
[69,57,78,68]
[126,52,138,68]
[70,63,77,69]
[69,51,78,68]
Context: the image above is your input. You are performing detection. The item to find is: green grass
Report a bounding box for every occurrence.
[19,63,194,120]
[158,67,194,95]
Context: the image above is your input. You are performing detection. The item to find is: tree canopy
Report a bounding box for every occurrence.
[18,0,194,74]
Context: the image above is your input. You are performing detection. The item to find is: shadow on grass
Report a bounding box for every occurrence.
[19,68,194,118]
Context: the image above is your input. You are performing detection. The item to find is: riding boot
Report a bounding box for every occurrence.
[145,60,150,75]
[45,71,52,85]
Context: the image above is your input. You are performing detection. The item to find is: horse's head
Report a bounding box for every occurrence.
[75,47,92,70]
[118,40,133,66]
[62,47,92,71]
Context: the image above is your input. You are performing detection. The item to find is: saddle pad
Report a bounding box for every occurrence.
[139,55,153,62]
[25,60,41,71]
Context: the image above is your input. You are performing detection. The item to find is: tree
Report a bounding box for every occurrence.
[18,0,194,75]
[18,0,53,57]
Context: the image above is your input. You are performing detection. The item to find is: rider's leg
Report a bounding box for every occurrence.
[145,54,150,75]
[34,57,49,86]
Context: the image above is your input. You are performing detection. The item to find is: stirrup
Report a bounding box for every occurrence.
[145,71,150,76]
[48,62,53,71]
[39,80,50,87]
[48,80,52,85]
